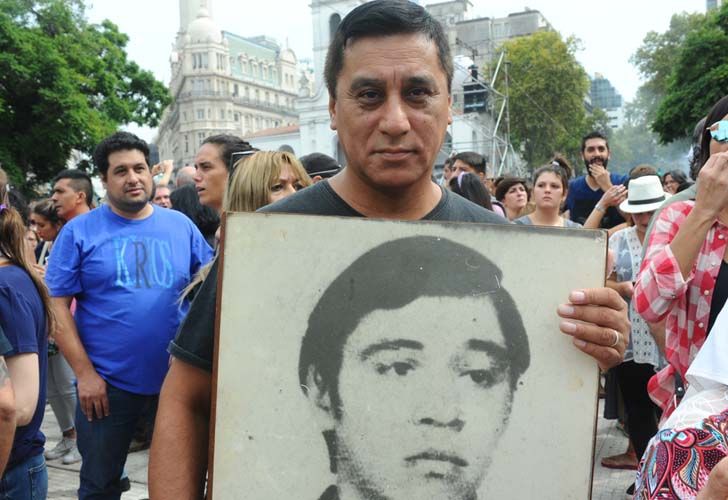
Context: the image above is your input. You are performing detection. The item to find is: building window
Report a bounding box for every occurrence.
[196,109,204,120]
[234,112,240,121]
[201,53,208,69]
[262,66,267,79]
[245,86,250,98]
[183,111,187,122]
[265,91,270,103]
[272,69,277,82]
[241,60,248,73]
[219,109,225,120]
[184,135,189,154]
[255,89,260,102]
[198,132,205,145]
[207,108,211,119]
[233,84,239,97]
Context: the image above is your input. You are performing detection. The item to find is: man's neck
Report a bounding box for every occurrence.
[584,174,600,190]
[328,170,442,220]
[108,202,154,220]
[65,205,91,222]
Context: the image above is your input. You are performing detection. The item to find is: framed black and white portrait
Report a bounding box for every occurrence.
[209,214,607,499]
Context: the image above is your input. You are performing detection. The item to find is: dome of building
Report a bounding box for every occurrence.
[187,7,222,44]
[280,48,297,64]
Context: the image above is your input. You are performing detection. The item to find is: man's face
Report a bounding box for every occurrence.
[329,34,453,191]
[103,149,153,215]
[51,179,83,220]
[581,138,610,175]
[194,143,229,211]
[153,186,172,208]
[327,295,511,500]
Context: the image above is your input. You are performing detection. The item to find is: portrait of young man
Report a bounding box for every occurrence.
[299,236,529,500]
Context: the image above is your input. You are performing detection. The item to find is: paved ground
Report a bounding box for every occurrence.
[43,400,637,499]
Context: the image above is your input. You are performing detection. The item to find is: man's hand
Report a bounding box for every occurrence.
[151,159,174,177]
[697,456,728,500]
[598,184,627,209]
[557,288,630,370]
[590,163,612,191]
[77,370,109,421]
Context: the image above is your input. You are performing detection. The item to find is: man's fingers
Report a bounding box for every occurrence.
[559,320,627,371]
[566,288,628,312]
[101,392,110,417]
[80,396,92,421]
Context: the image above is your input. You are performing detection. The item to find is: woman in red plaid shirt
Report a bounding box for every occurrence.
[634,95,728,423]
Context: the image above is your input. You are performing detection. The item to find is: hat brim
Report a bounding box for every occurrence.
[619,194,671,214]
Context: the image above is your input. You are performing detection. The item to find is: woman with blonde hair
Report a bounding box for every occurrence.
[226,151,312,212]
[182,151,312,298]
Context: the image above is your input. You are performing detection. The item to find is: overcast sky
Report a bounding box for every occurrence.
[87,0,707,140]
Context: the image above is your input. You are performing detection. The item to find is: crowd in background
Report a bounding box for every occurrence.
[0,0,727,498]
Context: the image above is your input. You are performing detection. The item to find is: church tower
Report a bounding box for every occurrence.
[298,0,365,162]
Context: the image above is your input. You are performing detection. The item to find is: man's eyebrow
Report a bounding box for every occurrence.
[360,339,424,360]
[466,339,507,356]
[349,77,385,92]
[405,75,437,87]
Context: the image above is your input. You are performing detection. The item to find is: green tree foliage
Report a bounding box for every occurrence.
[630,12,705,125]
[0,0,170,191]
[650,4,728,143]
[494,31,593,169]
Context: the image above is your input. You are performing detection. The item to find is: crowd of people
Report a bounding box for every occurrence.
[0,0,726,499]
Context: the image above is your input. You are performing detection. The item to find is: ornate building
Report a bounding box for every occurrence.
[156,0,300,167]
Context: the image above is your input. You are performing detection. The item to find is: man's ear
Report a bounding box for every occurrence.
[312,175,324,184]
[329,96,338,131]
[303,365,336,428]
[447,93,453,125]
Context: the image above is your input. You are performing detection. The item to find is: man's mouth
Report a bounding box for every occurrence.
[126,187,144,195]
[376,148,415,161]
[405,450,468,467]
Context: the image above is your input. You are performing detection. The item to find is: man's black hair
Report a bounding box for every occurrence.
[53,169,94,208]
[299,153,341,178]
[324,0,453,98]
[452,151,487,175]
[698,95,728,173]
[92,131,150,178]
[201,134,255,172]
[298,236,530,417]
[580,131,610,153]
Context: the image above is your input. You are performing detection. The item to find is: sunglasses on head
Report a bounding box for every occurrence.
[229,149,257,172]
[709,120,728,143]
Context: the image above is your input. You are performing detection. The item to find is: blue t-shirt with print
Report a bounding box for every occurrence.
[0,265,48,470]
[45,204,213,395]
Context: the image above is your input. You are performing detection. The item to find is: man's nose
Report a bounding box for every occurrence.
[414,380,464,431]
[378,95,411,136]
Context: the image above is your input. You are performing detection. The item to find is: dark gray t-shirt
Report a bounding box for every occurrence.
[169,180,508,371]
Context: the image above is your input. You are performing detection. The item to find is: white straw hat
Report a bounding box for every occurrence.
[619,175,671,214]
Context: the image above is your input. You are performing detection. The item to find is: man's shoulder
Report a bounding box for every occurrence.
[259,181,357,217]
[438,190,509,224]
[568,176,588,190]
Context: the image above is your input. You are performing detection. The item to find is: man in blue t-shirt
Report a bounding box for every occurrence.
[566,131,629,228]
[45,131,213,500]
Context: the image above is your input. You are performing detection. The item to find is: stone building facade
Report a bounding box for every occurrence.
[156,0,300,167]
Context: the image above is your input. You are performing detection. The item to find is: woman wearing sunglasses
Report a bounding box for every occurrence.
[633,95,728,437]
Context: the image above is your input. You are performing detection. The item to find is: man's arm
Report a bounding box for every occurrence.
[51,296,109,421]
[583,184,627,229]
[0,357,15,476]
[149,357,211,499]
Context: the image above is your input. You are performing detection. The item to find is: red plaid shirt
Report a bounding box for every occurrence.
[634,200,728,418]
